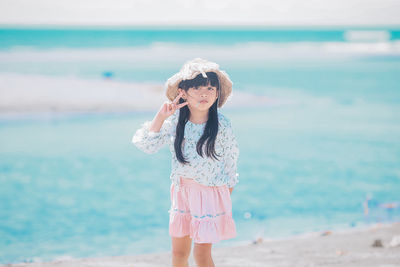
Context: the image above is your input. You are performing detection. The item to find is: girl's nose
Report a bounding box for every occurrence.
[200,89,211,96]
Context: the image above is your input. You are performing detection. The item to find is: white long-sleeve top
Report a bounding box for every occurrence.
[131,109,239,192]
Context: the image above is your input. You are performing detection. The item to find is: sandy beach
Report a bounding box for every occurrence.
[2,222,399,267]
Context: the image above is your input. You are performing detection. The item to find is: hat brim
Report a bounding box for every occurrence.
[165,69,232,108]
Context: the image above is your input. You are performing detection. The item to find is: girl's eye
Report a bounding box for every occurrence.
[193,87,214,90]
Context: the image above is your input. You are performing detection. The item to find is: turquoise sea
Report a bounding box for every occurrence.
[0,27,400,264]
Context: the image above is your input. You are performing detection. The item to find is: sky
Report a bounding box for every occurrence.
[0,0,399,27]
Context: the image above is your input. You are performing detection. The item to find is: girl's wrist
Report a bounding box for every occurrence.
[155,113,166,121]
[150,114,166,132]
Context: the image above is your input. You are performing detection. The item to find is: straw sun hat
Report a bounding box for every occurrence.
[165,58,233,108]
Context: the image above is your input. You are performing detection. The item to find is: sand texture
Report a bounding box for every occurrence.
[3,222,400,267]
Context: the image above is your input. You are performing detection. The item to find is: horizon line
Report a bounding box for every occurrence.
[1,23,400,30]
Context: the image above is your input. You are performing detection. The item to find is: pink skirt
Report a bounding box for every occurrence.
[168,177,237,244]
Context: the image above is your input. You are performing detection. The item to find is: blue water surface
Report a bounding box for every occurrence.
[1,27,399,50]
[0,27,400,264]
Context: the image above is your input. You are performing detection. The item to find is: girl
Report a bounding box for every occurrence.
[132,58,239,267]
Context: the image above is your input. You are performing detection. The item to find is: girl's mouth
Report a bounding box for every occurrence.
[200,100,208,104]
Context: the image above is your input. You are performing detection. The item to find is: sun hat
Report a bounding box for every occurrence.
[165,58,233,108]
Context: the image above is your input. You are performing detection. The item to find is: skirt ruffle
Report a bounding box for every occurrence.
[168,177,237,244]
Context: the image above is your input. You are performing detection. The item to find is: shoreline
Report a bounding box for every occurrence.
[3,221,400,267]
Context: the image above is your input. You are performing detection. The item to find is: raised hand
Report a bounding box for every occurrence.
[157,91,188,120]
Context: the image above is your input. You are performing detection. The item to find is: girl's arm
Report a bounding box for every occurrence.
[132,116,172,154]
[229,187,233,195]
[149,113,166,133]
[223,118,240,191]
[132,92,187,154]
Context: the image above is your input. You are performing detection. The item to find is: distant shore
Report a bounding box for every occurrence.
[3,222,400,267]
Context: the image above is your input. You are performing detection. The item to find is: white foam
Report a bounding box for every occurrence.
[1,40,399,65]
[343,30,391,42]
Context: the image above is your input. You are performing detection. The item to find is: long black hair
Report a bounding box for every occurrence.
[174,72,221,164]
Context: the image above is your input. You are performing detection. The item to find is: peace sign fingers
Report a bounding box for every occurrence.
[157,91,188,120]
[173,91,184,104]
[171,91,188,110]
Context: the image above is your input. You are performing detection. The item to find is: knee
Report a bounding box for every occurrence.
[172,249,190,260]
[193,249,211,264]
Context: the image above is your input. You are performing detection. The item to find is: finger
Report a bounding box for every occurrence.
[172,91,183,104]
[176,101,188,109]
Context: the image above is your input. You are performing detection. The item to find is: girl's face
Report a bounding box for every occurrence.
[178,85,218,111]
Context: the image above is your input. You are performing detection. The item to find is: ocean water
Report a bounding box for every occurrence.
[1,27,400,264]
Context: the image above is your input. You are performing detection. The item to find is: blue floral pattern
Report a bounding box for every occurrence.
[132,109,239,192]
[168,208,227,219]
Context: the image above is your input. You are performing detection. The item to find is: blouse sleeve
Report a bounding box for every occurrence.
[222,119,240,188]
[131,112,177,154]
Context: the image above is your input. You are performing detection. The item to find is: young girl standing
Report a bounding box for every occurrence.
[132,58,239,267]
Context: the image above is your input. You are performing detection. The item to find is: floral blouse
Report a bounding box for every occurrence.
[131,109,239,192]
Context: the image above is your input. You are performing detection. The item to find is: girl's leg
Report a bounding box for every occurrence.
[171,235,192,267]
[193,242,215,267]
